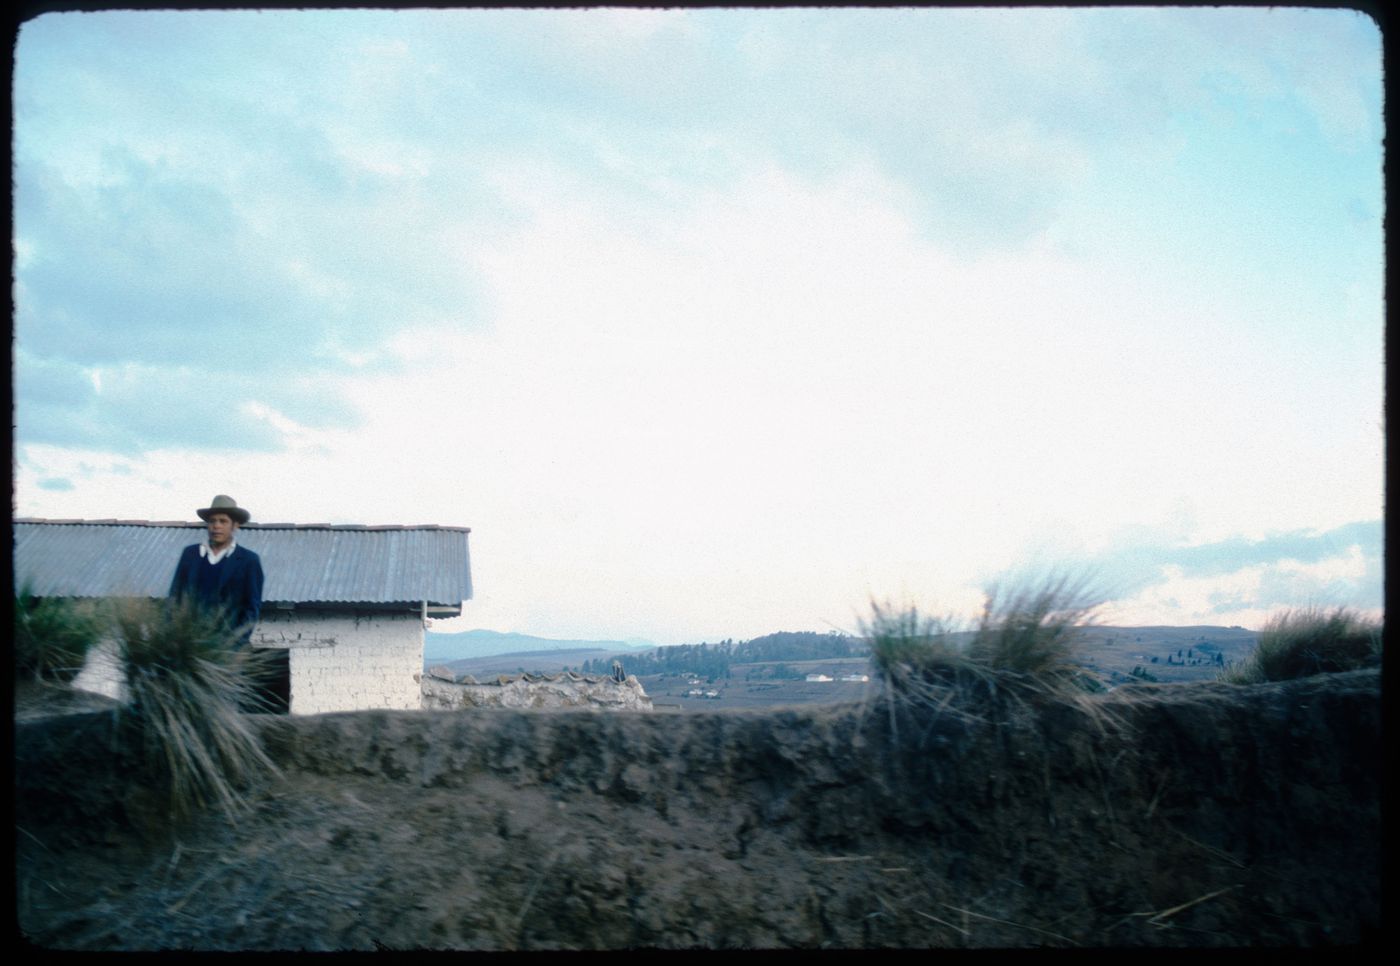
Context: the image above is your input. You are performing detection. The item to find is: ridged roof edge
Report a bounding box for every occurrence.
[14,517,471,533]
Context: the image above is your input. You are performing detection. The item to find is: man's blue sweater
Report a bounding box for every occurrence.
[168,543,264,643]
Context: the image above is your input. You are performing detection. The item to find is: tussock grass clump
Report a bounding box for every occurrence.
[966,577,1100,692]
[861,600,966,694]
[112,597,281,821]
[14,586,104,683]
[1219,607,1382,684]
[862,575,1104,720]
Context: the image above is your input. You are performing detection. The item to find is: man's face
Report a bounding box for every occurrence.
[206,513,238,549]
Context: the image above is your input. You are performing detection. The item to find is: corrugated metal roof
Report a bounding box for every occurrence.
[12,519,473,611]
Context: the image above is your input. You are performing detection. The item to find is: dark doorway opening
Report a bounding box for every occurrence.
[249,648,291,714]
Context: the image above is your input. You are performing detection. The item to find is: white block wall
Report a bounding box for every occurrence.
[256,610,424,716]
[71,638,128,703]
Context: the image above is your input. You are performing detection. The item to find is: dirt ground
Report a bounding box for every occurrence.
[13,670,1382,950]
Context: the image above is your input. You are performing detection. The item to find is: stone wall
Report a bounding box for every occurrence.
[15,670,1381,947]
[255,611,423,716]
[420,667,654,712]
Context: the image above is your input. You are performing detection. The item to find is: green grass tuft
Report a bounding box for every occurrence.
[1219,607,1382,684]
[967,575,1099,689]
[111,597,281,822]
[862,574,1105,719]
[862,599,966,692]
[14,585,104,683]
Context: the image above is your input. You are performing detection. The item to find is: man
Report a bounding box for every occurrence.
[168,494,264,646]
[169,494,286,713]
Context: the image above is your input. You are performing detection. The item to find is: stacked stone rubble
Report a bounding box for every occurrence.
[420,668,654,712]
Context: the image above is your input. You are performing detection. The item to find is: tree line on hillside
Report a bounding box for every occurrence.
[580,631,867,681]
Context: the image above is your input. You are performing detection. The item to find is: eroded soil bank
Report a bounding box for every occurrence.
[14,670,1381,950]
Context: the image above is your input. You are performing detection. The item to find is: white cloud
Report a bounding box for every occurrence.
[21,138,1382,641]
[286,159,1371,637]
[545,7,703,49]
[1100,543,1378,629]
[12,8,1383,642]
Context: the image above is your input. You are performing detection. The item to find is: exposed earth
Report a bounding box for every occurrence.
[14,669,1382,950]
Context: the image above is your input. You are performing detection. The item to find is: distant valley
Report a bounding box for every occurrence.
[424,625,1262,710]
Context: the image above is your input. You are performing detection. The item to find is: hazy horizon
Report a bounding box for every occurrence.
[427,618,1264,652]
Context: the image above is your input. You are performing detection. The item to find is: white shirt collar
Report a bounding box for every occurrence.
[200,541,237,565]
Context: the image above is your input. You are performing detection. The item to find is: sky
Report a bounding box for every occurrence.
[11,7,1385,644]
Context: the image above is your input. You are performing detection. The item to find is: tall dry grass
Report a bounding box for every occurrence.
[967,575,1101,692]
[861,574,1105,722]
[1219,607,1382,684]
[111,597,281,821]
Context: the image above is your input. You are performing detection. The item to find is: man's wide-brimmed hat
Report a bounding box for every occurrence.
[196,494,251,525]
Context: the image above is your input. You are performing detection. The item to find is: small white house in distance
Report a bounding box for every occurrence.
[12,518,472,715]
[805,673,834,683]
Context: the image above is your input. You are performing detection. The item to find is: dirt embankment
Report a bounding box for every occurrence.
[14,669,1381,950]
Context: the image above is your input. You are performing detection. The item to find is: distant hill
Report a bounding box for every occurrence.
[428,648,632,680]
[424,629,656,663]
[426,625,1263,689]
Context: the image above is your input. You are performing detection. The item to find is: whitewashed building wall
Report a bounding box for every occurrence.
[18,519,470,718]
[71,638,128,703]
[72,610,426,716]
[254,610,424,715]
